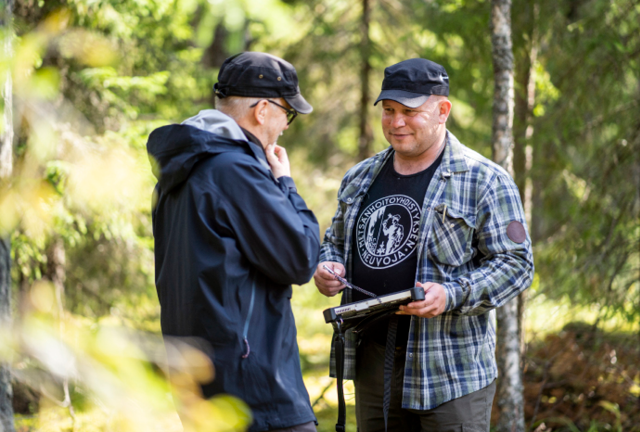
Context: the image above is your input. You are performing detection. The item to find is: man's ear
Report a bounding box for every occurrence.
[252,100,269,125]
[438,100,452,124]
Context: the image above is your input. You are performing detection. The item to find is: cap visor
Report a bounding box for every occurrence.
[373,90,430,108]
[285,93,313,114]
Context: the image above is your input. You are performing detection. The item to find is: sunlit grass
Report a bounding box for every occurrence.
[15,406,183,432]
[524,293,640,343]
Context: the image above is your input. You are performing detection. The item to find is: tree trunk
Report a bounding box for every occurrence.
[491,0,525,431]
[513,0,538,367]
[0,0,11,180]
[0,239,14,432]
[0,0,15,430]
[205,22,229,108]
[357,0,373,161]
[46,238,76,424]
[202,23,229,70]
[513,0,538,229]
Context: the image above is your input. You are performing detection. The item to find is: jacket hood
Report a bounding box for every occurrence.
[147,110,253,192]
[181,109,247,141]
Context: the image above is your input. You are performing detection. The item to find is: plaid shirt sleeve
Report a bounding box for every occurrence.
[441,171,534,315]
[319,196,346,264]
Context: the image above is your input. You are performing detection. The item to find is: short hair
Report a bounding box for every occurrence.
[215,96,263,120]
[215,96,288,121]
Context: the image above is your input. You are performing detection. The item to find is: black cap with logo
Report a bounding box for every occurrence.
[214,52,313,114]
[374,58,449,108]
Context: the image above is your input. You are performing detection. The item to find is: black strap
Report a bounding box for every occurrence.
[334,320,346,432]
[333,313,399,432]
[383,316,398,432]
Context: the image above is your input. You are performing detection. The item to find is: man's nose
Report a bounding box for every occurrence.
[391,113,406,128]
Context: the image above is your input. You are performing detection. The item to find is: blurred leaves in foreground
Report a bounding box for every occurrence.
[2,281,251,432]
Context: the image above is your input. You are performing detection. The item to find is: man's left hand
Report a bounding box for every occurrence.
[397,281,446,318]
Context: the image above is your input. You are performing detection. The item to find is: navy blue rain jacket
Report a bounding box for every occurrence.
[147,112,320,431]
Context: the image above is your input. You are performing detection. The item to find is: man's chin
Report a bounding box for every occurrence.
[390,140,416,150]
[268,131,284,146]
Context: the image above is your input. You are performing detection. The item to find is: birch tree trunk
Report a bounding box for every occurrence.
[491,0,525,431]
[357,0,373,161]
[0,1,15,430]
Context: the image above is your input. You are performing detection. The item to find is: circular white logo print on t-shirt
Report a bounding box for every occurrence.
[356,195,422,269]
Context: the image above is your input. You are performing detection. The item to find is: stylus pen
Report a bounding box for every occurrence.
[322,265,377,298]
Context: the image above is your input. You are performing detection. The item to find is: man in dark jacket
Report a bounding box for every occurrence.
[147,52,320,432]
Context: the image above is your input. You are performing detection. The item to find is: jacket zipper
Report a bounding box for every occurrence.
[241,283,256,359]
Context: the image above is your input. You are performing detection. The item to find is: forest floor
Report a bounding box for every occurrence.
[12,295,640,432]
[308,323,640,432]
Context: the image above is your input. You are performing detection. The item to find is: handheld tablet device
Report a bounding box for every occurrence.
[323,287,425,324]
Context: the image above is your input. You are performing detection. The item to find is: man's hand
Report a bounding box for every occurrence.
[397,282,447,318]
[313,261,346,297]
[266,143,291,178]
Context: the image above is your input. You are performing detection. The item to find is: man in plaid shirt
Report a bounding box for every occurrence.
[314,58,534,431]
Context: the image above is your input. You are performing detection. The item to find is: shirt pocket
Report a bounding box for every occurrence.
[338,182,365,221]
[428,203,476,267]
[338,181,361,205]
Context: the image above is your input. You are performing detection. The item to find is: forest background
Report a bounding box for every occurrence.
[0,0,638,431]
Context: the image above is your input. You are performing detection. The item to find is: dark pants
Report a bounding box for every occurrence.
[354,336,496,432]
[269,421,317,432]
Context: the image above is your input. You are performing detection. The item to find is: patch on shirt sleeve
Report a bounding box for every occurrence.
[507,221,526,243]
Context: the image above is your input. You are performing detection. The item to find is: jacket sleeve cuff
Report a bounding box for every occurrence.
[442,281,466,312]
[277,176,297,194]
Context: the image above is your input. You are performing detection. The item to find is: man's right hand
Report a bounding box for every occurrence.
[313,261,346,297]
[266,143,291,179]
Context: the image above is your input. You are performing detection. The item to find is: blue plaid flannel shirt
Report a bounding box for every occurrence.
[320,131,534,410]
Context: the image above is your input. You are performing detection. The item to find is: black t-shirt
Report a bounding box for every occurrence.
[351,150,444,346]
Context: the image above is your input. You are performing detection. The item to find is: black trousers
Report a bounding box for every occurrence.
[269,421,317,432]
[354,336,496,432]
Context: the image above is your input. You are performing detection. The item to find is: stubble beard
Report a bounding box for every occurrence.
[269,131,284,146]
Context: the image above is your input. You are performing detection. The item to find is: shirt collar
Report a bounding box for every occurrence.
[440,131,469,177]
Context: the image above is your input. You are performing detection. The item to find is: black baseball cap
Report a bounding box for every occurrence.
[214,52,313,114]
[374,58,449,108]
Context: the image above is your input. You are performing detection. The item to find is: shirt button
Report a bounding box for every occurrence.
[408,353,413,358]
[426,206,431,211]
[346,198,353,203]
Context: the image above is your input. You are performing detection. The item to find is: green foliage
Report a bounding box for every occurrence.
[530,0,640,323]
[2,0,639,429]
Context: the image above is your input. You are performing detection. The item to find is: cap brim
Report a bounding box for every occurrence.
[284,93,313,114]
[373,90,430,108]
